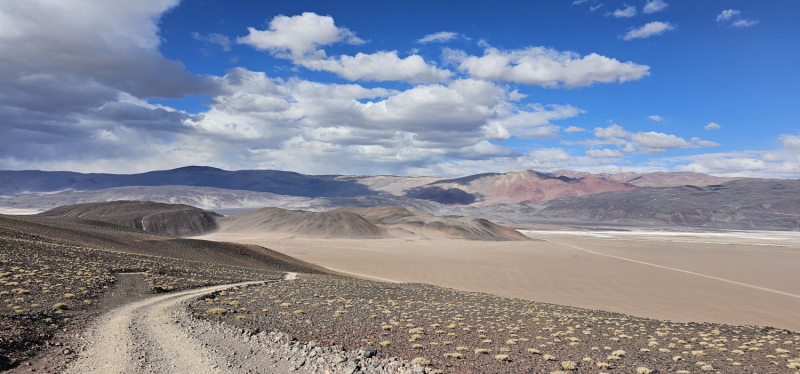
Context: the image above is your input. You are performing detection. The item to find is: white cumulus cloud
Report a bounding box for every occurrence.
[507,89,528,101]
[417,31,461,44]
[704,122,721,130]
[299,51,453,83]
[238,13,450,83]
[622,21,675,40]
[631,131,689,151]
[732,19,759,28]
[691,137,720,148]
[606,5,637,18]
[586,148,624,158]
[565,126,586,133]
[593,124,631,138]
[716,9,741,22]
[781,134,800,149]
[648,115,664,122]
[237,12,364,58]
[643,0,668,14]
[444,46,650,87]
[716,9,758,28]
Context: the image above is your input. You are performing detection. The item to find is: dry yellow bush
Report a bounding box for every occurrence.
[411,357,430,366]
[52,302,68,310]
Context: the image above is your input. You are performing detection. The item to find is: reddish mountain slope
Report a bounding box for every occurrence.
[551,170,739,187]
[408,170,636,206]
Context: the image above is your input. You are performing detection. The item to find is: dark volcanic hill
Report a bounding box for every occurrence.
[38,201,221,236]
[217,207,390,239]
[533,179,800,230]
[332,206,530,241]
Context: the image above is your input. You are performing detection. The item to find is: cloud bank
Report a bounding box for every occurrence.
[0,3,793,178]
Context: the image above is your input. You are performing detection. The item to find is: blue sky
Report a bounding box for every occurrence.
[1,0,798,177]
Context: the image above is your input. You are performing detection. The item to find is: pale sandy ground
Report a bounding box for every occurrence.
[521,228,800,246]
[200,231,800,332]
[0,207,44,215]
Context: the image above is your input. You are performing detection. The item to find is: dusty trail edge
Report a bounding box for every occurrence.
[63,273,298,374]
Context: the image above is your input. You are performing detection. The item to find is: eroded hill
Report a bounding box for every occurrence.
[39,201,221,236]
[332,206,530,241]
[215,207,391,239]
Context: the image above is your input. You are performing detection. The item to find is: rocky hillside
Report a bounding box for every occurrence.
[39,201,221,236]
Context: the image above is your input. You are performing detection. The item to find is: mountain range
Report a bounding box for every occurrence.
[1,166,798,231]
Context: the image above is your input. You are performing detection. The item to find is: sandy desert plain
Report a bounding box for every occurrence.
[200,228,800,332]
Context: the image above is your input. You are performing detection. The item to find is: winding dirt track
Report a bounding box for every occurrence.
[64,278,283,374]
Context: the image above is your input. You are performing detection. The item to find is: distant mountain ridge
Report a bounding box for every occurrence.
[529,179,800,230]
[0,166,378,197]
[1,166,638,207]
[549,170,740,187]
[4,166,799,231]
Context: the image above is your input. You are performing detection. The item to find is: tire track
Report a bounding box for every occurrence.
[548,239,800,300]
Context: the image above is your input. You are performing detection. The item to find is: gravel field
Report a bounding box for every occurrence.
[190,274,800,374]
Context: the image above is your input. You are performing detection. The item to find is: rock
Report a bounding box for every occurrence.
[343,362,358,374]
[63,348,72,355]
[296,357,306,367]
[362,349,377,358]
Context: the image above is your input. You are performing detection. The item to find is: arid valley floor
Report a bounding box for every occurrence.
[200,230,800,332]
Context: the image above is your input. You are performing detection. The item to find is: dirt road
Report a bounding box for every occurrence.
[64,277,296,374]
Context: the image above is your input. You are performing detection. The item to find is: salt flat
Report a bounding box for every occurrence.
[200,230,800,332]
